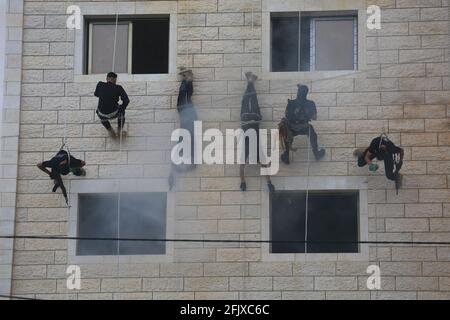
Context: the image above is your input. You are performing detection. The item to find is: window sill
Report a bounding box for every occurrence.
[68,253,174,264]
[67,179,175,265]
[73,73,178,83]
[261,251,370,262]
[262,70,359,81]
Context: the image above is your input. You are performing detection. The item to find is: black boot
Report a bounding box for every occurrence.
[281,151,290,165]
[240,182,247,192]
[395,173,403,195]
[314,148,326,161]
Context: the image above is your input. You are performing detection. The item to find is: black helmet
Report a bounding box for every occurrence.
[297,84,309,100]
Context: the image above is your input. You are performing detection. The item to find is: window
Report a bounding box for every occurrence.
[77,193,167,256]
[271,11,358,72]
[270,191,359,253]
[86,16,170,75]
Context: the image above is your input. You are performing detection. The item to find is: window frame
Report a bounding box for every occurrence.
[270,190,360,254]
[262,0,366,80]
[67,179,175,264]
[270,13,358,73]
[73,1,178,82]
[261,176,369,262]
[76,192,168,257]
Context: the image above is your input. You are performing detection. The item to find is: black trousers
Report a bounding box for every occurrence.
[97,109,125,131]
[284,121,319,156]
[242,123,260,163]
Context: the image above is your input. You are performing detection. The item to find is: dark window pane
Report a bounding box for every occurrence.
[270,191,359,254]
[307,192,359,253]
[132,18,170,74]
[119,193,166,255]
[270,192,306,253]
[77,193,118,255]
[299,17,312,71]
[77,193,166,256]
[271,13,299,72]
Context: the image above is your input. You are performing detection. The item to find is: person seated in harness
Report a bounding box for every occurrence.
[354,135,404,190]
[94,72,129,139]
[37,150,86,205]
[280,84,325,164]
[239,71,275,192]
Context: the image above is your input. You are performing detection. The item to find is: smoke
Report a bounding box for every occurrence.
[77,193,166,256]
[271,14,311,72]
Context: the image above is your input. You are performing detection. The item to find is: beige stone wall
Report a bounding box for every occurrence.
[0,0,23,299]
[9,0,450,299]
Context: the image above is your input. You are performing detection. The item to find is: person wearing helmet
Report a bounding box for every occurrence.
[280,84,325,164]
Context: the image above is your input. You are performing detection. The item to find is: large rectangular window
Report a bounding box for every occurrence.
[271,11,358,72]
[77,193,167,256]
[270,191,359,253]
[85,16,170,75]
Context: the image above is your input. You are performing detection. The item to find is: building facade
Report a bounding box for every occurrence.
[0,0,449,299]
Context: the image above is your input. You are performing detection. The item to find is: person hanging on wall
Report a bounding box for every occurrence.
[239,71,275,192]
[37,150,86,205]
[94,72,130,139]
[176,67,198,167]
[168,67,198,190]
[279,84,326,164]
[354,135,404,191]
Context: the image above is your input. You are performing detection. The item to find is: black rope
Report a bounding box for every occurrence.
[1,235,450,246]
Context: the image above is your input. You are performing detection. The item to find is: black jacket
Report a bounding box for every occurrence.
[94,81,129,115]
[285,85,317,130]
[368,137,402,160]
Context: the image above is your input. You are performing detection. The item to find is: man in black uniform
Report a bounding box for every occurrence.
[94,72,129,138]
[355,136,404,187]
[280,84,325,164]
[37,150,86,205]
[239,71,275,192]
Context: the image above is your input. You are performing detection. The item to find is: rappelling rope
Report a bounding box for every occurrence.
[62,114,71,208]
[304,125,311,258]
[62,0,74,209]
[111,0,122,299]
[374,6,382,260]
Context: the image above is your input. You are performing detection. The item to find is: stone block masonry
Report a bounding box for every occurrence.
[4,0,450,300]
